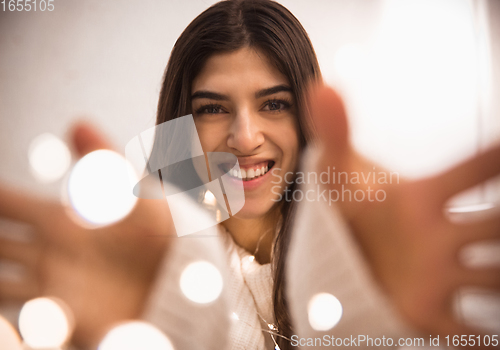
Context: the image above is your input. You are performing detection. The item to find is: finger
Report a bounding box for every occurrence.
[461,267,500,291]
[435,319,498,350]
[0,186,49,224]
[0,279,39,302]
[70,121,114,157]
[433,143,500,204]
[307,84,350,163]
[0,236,39,266]
[455,217,500,247]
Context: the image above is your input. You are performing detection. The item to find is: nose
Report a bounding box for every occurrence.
[227,109,265,154]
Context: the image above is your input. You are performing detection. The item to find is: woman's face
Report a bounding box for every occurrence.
[191,46,300,220]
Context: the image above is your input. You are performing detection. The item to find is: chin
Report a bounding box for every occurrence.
[232,198,280,220]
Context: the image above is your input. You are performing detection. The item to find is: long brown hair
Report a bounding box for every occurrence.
[155,0,321,348]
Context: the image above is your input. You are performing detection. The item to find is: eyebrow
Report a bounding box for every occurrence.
[191,84,293,101]
[255,84,292,98]
[191,91,229,101]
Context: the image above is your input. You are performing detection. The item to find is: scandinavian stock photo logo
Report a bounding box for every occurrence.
[270,166,400,204]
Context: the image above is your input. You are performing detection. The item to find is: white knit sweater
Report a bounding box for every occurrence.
[286,147,417,349]
[142,147,416,349]
[142,213,276,349]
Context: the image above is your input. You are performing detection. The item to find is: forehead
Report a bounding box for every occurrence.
[192,47,290,93]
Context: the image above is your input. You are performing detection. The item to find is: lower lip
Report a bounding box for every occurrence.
[225,166,274,191]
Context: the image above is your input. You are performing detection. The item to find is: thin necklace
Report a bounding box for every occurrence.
[236,227,291,349]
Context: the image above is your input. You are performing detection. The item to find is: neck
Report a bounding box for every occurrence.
[221,207,280,264]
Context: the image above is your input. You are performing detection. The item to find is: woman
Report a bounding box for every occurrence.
[148,1,320,347]
[0,0,498,349]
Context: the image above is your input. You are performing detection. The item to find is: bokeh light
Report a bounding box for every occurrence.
[0,315,23,350]
[19,297,72,349]
[203,190,217,207]
[308,293,343,331]
[67,150,138,225]
[98,321,174,350]
[29,133,71,183]
[180,261,223,304]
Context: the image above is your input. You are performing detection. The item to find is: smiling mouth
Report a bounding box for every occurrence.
[224,160,275,181]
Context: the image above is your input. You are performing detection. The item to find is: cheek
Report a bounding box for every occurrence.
[194,120,228,153]
[192,120,232,184]
[279,120,301,169]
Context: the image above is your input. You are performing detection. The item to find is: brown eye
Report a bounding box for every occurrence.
[208,106,225,113]
[195,104,226,115]
[262,99,291,112]
[269,101,281,110]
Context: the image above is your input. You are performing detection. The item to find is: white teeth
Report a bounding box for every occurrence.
[229,163,272,180]
[247,168,255,179]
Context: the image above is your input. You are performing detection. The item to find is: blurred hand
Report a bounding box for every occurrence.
[309,84,500,348]
[0,123,174,348]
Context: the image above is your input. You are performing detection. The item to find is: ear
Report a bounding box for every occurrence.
[70,121,114,157]
[307,84,350,161]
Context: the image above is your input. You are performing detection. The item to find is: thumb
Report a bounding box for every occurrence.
[307,84,350,165]
[70,121,114,157]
